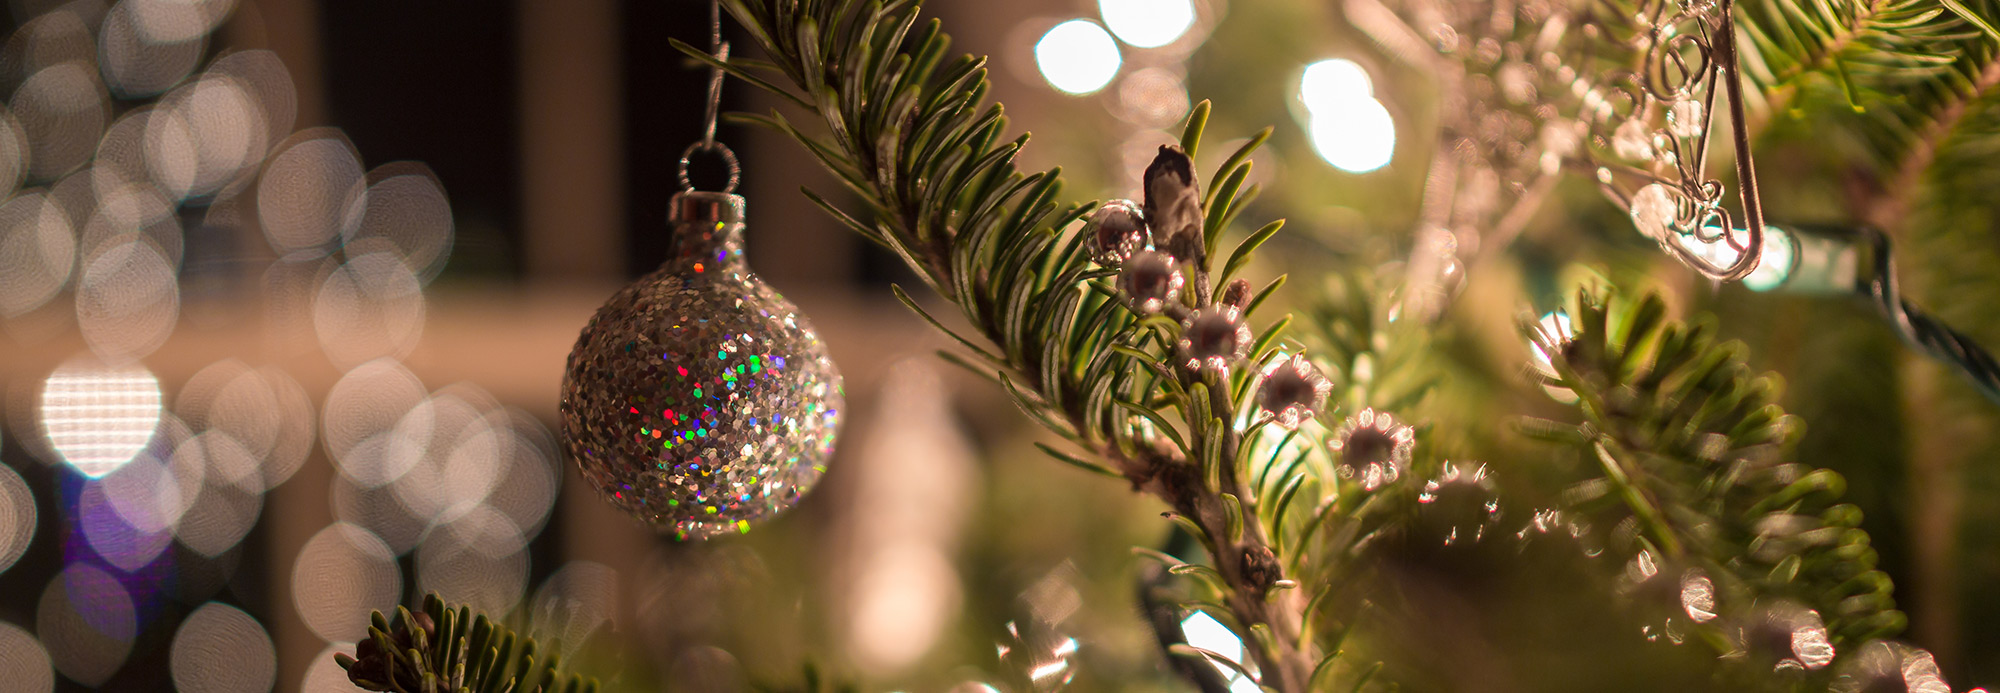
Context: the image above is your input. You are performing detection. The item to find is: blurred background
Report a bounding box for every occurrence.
[1,0,1998,690]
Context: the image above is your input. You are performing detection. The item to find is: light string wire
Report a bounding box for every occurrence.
[678,0,741,194]
[1850,226,2000,403]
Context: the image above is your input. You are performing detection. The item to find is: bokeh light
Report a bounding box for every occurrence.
[38,359,163,478]
[322,358,427,488]
[0,191,76,319]
[1114,67,1190,128]
[1679,225,1797,292]
[354,163,454,281]
[1305,96,1394,174]
[148,73,270,200]
[0,621,55,693]
[0,465,36,575]
[80,177,183,269]
[415,505,529,617]
[0,105,29,196]
[37,563,135,687]
[330,475,428,554]
[531,560,619,660]
[200,50,297,155]
[14,60,109,182]
[1298,58,1395,173]
[293,522,401,643]
[1299,59,1372,107]
[78,480,173,572]
[392,393,504,519]
[97,447,201,539]
[1743,226,1797,292]
[171,441,265,557]
[1528,310,1574,378]
[97,0,206,98]
[258,132,365,255]
[299,642,358,693]
[93,109,161,193]
[176,360,315,492]
[126,0,241,44]
[1179,611,1260,693]
[482,409,560,538]
[1097,0,1195,48]
[313,250,426,369]
[170,602,276,693]
[75,236,181,361]
[1035,20,1121,95]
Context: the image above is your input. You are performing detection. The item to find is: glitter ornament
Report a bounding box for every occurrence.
[1177,306,1250,374]
[1256,354,1330,429]
[561,191,843,539]
[1087,199,1148,266]
[1329,408,1413,491]
[1117,250,1184,314]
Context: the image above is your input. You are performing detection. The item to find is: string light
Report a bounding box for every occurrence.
[1297,58,1394,173]
[1035,20,1122,95]
[1097,0,1195,48]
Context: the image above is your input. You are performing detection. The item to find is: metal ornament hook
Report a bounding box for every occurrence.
[678,0,741,194]
[1626,0,1766,281]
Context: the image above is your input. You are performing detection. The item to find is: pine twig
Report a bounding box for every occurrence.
[695,1,1315,689]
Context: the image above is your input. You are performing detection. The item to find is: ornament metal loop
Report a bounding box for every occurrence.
[677,0,741,194]
[678,140,741,193]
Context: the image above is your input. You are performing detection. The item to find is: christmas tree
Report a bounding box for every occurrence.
[3,0,1999,690]
[340,0,2000,689]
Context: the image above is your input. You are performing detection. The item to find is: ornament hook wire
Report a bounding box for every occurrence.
[1633,0,1766,281]
[679,0,740,194]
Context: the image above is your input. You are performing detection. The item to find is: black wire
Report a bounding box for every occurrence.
[1852,226,2000,404]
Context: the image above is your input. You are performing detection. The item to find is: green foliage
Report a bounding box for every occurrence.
[651,0,1997,689]
[335,593,598,693]
[1518,288,1904,675]
[680,0,1323,687]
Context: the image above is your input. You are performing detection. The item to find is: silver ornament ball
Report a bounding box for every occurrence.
[561,191,843,540]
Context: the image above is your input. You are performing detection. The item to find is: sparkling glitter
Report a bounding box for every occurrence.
[562,192,842,540]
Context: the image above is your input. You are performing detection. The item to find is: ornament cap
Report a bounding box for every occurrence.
[671,190,746,225]
[669,191,748,265]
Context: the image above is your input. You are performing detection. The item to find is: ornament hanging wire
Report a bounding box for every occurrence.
[1604,0,1767,282]
[679,0,741,194]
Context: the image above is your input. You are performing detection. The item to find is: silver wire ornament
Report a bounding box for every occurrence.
[559,2,842,539]
[1596,0,1768,281]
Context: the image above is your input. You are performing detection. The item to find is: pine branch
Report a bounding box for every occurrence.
[1518,288,1905,679]
[335,593,599,693]
[1867,11,2000,228]
[690,1,1318,688]
[1735,0,1969,115]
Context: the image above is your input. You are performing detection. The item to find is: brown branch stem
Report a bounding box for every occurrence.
[1870,57,2000,230]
